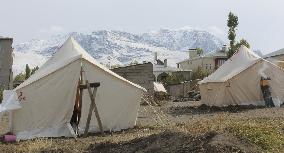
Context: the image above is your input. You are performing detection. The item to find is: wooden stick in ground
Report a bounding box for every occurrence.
[83,80,94,137]
[91,87,104,135]
[83,80,104,137]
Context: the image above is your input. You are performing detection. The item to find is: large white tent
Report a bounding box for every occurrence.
[2,37,145,140]
[199,46,284,106]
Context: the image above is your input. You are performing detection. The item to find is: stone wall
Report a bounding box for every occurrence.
[166,82,191,98]
[111,62,155,95]
[172,71,192,81]
[0,38,13,89]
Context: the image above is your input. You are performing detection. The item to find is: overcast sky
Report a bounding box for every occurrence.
[1,0,284,54]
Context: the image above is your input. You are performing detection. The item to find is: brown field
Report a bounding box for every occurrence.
[1,101,284,153]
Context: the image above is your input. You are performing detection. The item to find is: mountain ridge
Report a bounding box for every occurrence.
[13,28,224,74]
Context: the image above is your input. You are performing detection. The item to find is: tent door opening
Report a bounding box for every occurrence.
[260,76,275,107]
[70,67,84,135]
[70,80,83,135]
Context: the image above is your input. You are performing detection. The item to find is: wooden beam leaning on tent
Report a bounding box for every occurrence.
[79,80,104,137]
[70,68,84,135]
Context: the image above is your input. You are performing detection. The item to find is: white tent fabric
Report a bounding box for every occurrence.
[153,82,167,93]
[8,37,145,140]
[199,46,261,83]
[0,90,22,130]
[199,46,284,106]
[78,60,143,133]
[0,90,21,113]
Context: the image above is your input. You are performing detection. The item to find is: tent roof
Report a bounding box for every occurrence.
[16,37,146,91]
[199,46,261,84]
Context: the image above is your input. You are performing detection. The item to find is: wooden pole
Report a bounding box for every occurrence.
[83,80,94,137]
[91,87,104,135]
[83,80,104,137]
[79,67,83,124]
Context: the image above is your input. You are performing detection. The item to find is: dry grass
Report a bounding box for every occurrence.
[176,115,284,152]
[227,118,284,152]
[1,102,284,152]
[0,125,163,153]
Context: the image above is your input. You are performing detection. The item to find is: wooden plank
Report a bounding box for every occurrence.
[83,80,94,137]
[79,68,84,126]
[70,80,81,135]
[92,87,104,135]
[75,80,81,123]
[79,83,100,89]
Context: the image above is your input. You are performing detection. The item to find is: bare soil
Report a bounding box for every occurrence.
[1,101,284,152]
[90,131,260,153]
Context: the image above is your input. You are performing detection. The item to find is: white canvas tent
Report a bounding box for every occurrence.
[1,37,145,140]
[153,82,167,93]
[199,46,284,106]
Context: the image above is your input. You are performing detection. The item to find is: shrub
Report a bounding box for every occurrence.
[191,66,208,80]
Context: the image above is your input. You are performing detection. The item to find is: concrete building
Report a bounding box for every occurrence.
[166,82,191,98]
[177,45,228,73]
[111,62,155,95]
[0,38,13,89]
[153,52,191,82]
[111,53,191,98]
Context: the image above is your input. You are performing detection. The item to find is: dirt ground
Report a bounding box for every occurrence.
[1,101,284,152]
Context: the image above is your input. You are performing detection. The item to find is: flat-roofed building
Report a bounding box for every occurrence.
[0,37,13,89]
[177,45,228,74]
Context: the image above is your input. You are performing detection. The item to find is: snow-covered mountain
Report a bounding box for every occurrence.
[13,28,224,74]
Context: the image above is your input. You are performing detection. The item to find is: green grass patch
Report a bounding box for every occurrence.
[228,120,284,152]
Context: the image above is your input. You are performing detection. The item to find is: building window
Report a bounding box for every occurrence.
[218,59,226,67]
[205,64,213,70]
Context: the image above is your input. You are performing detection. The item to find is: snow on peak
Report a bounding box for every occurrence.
[13,28,224,75]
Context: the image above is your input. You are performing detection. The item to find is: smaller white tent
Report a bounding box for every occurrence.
[199,46,284,106]
[0,90,21,113]
[0,90,21,128]
[1,37,146,140]
[153,82,167,93]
